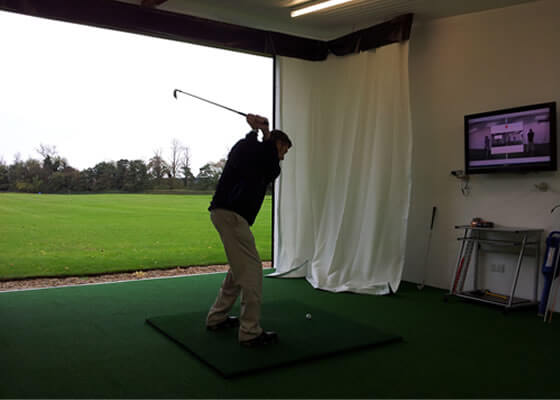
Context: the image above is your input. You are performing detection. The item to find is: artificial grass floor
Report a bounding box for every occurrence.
[1,271,560,398]
[147,300,401,378]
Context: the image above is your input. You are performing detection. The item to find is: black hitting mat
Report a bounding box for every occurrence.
[146,300,402,378]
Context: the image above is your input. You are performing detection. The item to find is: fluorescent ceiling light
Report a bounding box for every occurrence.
[291,0,354,17]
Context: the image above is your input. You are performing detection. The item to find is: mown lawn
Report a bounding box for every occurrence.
[0,193,272,279]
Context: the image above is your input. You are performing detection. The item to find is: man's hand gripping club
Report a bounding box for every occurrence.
[246,114,271,141]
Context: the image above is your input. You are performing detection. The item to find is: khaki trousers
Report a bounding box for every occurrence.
[206,208,263,341]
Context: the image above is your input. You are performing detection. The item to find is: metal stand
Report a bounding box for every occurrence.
[544,249,560,322]
[448,225,542,311]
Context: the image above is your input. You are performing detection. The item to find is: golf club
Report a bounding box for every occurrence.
[173,89,248,117]
[418,206,437,290]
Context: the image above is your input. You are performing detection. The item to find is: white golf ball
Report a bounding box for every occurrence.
[306,313,312,319]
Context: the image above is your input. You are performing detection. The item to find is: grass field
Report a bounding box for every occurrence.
[0,193,272,280]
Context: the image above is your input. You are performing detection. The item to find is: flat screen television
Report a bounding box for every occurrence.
[464,102,557,174]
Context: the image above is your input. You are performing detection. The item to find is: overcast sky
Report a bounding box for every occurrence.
[0,10,273,174]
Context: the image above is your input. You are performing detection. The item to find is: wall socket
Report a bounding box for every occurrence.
[490,263,505,273]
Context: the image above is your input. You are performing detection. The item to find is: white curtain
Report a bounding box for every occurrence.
[271,42,413,295]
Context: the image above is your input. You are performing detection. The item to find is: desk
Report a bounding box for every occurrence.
[448,225,542,310]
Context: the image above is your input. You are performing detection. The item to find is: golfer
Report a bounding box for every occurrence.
[206,114,291,347]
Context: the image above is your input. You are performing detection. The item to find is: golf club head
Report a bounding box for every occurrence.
[173,89,179,99]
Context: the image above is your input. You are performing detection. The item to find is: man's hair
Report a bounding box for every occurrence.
[270,130,292,148]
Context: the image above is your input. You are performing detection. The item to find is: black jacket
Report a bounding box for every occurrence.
[209,131,281,225]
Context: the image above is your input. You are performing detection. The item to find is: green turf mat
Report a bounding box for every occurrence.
[146,300,402,378]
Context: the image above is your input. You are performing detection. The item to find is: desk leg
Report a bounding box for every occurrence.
[473,241,480,292]
[544,249,560,321]
[450,229,468,295]
[508,234,527,308]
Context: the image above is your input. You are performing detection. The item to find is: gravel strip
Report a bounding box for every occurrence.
[0,262,272,292]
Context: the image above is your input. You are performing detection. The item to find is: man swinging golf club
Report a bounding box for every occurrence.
[206,113,292,347]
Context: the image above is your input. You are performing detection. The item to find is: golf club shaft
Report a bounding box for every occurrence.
[419,206,437,288]
[173,89,247,117]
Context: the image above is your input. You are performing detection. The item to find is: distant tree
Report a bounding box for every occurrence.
[43,166,80,193]
[36,144,57,160]
[125,159,149,192]
[65,168,82,192]
[41,156,52,176]
[179,145,194,188]
[36,144,69,187]
[50,156,68,173]
[216,158,226,172]
[115,159,129,190]
[23,159,42,183]
[167,139,181,188]
[15,181,36,193]
[79,168,96,192]
[92,161,117,191]
[7,157,26,191]
[47,171,66,193]
[22,159,45,192]
[148,149,168,184]
[0,160,8,191]
[196,158,225,190]
[9,157,42,193]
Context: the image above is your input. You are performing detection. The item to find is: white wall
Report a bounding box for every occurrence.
[405,0,560,310]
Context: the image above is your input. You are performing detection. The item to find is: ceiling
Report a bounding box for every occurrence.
[116,0,538,40]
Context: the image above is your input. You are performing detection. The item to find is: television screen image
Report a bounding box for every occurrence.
[464,102,557,174]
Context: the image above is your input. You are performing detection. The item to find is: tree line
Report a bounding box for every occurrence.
[0,141,226,194]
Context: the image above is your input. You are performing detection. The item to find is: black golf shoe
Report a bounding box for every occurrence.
[206,316,240,331]
[240,331,279,348]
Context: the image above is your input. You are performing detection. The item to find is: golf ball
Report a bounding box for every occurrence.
[306,313,312,319]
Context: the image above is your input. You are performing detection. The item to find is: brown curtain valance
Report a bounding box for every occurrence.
[0,0,412,61]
